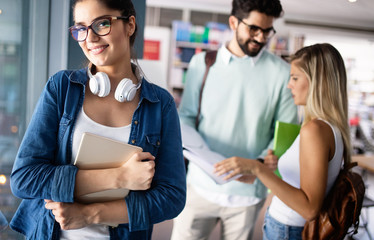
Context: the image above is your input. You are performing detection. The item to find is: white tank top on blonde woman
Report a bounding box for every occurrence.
[60,108,131,240]
[268,119,343,227]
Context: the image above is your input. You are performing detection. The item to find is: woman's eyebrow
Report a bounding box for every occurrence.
[74,15,112,26]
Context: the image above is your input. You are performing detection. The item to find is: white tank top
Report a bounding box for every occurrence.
[268,119,343,226]
[60,107,131,240]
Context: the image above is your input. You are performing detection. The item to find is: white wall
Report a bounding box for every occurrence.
[138,26,171,90]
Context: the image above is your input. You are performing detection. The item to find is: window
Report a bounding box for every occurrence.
[0,1,28,238]
[0,0,51,238]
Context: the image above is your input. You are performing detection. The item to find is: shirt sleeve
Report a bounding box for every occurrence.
[178,52,206,128]
[10,75,77,203]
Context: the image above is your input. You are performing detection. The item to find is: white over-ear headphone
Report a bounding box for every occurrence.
[87,67,141,102]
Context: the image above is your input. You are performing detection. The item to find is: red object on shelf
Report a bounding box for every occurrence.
[143,40,160,60]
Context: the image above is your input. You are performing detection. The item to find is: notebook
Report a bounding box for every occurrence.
[273,121,301,178]
[74,132,143,203]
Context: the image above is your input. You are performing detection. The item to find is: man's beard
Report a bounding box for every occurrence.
[237,34,265,57]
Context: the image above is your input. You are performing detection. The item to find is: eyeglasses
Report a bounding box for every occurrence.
[69,16,129,42]
[237,17,276,39]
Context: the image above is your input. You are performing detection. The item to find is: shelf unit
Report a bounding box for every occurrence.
[168,21,229,106]
[169,41,220,107]
[172,41,220,68]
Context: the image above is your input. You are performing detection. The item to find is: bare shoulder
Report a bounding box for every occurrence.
[300,119,334,146]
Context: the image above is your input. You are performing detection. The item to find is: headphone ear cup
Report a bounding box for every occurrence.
[89,72,111,97]
[126,86,138,102]
[89,75,100,95]
[114,78,137,102]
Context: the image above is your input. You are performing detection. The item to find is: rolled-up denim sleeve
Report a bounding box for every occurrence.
[125,97,186,232]
[10,76,77,203]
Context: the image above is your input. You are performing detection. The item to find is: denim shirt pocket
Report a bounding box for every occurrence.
[58,113,72,142]
[145,134,161,157]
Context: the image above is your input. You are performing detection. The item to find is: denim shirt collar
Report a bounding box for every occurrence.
[67,67,160,104]
[138,77,160,104]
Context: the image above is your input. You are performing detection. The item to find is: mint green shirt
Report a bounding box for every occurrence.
[179,46,298,199]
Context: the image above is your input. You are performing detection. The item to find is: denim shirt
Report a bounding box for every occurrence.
[10,68,186,240]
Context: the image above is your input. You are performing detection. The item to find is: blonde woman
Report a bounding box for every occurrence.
[215,43,351,240]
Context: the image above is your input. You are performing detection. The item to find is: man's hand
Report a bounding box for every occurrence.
[236,175,256,184]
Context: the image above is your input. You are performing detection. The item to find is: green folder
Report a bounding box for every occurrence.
[273,121,301,177]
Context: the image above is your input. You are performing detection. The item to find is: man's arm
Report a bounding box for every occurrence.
[178,53,207,127]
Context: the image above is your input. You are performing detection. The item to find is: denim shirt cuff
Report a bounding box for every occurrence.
[52,165,78,202]
[125,192,150,232]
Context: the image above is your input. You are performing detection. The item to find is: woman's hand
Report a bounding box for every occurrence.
[44,200,94,230]
[264,149,278,171]
[214,157,260,181]
[119,152,155,190]
[74,152,155,197]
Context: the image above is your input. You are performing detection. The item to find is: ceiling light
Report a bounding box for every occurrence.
[0,9,2,14]
[348,0,357,2]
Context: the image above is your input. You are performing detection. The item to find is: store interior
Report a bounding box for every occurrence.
[141,0,374,239]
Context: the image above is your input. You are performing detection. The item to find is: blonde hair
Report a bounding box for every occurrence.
[290,43,351,166]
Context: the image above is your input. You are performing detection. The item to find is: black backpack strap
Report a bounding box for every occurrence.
[195,50,218,129]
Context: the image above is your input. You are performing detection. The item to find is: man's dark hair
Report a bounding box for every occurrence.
[231,0,283,19]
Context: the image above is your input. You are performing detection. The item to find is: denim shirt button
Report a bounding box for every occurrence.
[157,141,160,146]
[131,139,136,144]
[134,120,138,125]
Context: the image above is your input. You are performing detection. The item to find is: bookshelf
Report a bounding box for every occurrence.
[168,21,230,106]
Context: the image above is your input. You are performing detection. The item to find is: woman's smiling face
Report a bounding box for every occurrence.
[73,0,135,69]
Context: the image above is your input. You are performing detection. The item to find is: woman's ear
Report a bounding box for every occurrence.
[228,15,239,31]
[127,16,136,37]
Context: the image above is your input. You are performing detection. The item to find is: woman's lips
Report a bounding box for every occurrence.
[89,45,108,55]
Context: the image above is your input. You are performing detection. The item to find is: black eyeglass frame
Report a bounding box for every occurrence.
[236,17,276,39]
[69,15,130,42]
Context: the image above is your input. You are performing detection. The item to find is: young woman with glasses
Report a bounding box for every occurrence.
[9,0,186,239]
[214,43,351,240]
